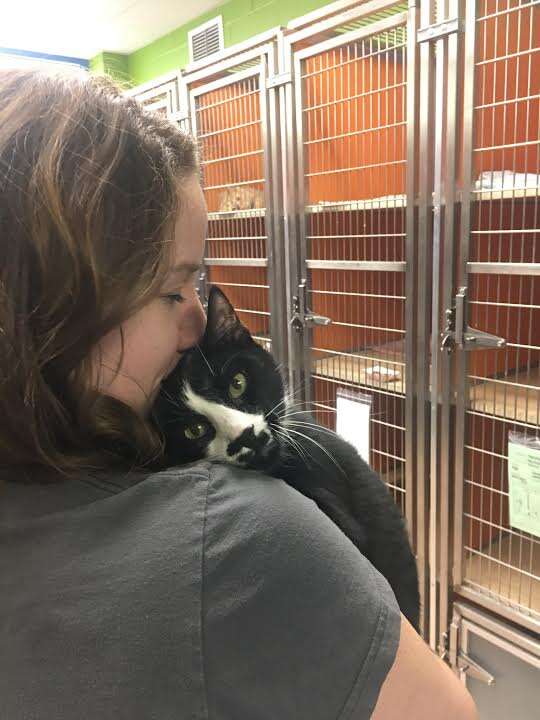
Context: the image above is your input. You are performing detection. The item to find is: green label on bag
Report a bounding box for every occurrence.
[508,439,540,538]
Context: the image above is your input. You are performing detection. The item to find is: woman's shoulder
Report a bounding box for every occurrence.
[196,461,402,720]
[2,461,401,718]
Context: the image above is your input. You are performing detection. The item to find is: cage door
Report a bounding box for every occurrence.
[450,0,540,638]
[285,1,419,604]
[188,61,284,362]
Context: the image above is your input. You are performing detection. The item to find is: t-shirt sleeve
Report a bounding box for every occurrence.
[202,462,401,720]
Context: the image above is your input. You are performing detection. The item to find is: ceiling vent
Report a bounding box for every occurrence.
[188,16,224,63]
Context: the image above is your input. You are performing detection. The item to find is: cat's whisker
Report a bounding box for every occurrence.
[276,386,311,412]
[265,384,305,419]
[281,421,344,452]
[266,394,297,419]
[283,419,342,441]
[273,426,310,465]
[279,426,320,467]
[281,426,347,480]
[196,344,215,376]
[278,409,316,420]
[160,386,183,409]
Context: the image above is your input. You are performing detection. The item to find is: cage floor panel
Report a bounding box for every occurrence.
[312,348,540,423]
[463,533,540,616]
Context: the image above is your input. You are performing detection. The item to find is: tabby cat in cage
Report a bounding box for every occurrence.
[218,184,265,212]
[153,286,420,629]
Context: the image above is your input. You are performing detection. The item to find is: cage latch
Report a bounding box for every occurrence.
[441,287,506,353]
[456,651,496,686]
[290,279,332,333]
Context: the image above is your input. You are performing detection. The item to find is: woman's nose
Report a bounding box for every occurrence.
[178,295,207,351]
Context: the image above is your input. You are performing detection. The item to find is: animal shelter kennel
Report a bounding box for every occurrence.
[128,0,540,697]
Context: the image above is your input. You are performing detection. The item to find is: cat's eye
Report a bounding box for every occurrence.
[184,422,208,440]
[229,372,247,399]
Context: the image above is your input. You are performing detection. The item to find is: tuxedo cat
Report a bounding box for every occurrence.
[153,285,420,629]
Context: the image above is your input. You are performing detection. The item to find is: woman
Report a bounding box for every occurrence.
[0,68,477,719]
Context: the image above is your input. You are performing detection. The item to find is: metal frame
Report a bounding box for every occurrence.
[405,0,422,633]
[415,0,436,642]
[426,0,463,656]
[286,0,406,40]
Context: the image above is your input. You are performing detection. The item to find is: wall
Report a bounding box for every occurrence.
[126,0,334,86]
[90,52,130,85]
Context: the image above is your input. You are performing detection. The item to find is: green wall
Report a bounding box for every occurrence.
[124,0,333,86]
[90,52,131,86]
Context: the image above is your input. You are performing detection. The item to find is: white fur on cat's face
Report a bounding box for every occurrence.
[183,381,271,465]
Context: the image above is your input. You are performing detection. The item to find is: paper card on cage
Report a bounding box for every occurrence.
[507,433,540,538]
[336,388,372,464]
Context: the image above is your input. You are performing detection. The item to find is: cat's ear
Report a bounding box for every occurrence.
[204,285,252,346]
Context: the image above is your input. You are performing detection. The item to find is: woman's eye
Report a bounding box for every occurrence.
[229,372,247,399]
[184,422,208,440]
[165,293,185,304]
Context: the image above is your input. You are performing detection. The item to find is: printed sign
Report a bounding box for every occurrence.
[507,433,540,538]
[336,388,372,464]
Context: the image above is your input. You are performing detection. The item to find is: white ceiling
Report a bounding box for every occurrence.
[1,0,227,60]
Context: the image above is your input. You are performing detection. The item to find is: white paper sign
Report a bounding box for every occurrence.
[336,388,372,463]
[508,433,540,538]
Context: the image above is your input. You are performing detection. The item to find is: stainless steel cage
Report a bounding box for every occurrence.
[127,0,540,663]
[181,35,287,365]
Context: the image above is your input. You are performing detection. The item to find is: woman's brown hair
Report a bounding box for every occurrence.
[0,67,199,475]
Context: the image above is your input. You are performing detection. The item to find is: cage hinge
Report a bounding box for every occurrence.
[417,17,461,44]
[266,72,292,89]
[290,278,332,333]
[441,287,506,354]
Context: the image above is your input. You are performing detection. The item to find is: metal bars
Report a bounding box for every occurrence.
[286,6,415,535]
[192,71,271,350]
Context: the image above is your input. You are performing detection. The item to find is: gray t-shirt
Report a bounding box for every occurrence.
[0,461,400,719]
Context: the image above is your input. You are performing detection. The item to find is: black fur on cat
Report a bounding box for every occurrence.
[153,285,420,630]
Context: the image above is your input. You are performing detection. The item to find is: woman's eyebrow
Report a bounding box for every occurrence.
[169,263,202,280]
